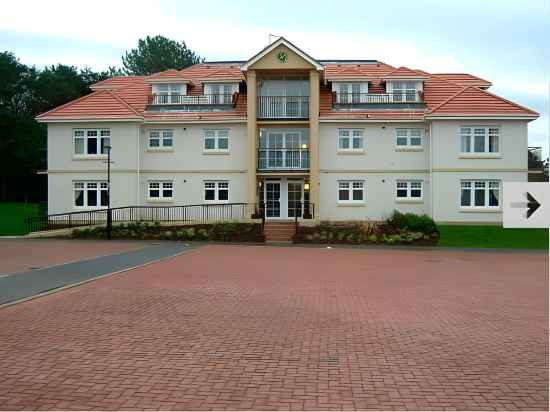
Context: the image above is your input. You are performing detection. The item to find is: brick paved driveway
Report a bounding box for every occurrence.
[0,245,547,411]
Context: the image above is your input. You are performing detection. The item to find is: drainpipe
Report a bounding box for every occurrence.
[136,124,141,207]
[429,121,434,219]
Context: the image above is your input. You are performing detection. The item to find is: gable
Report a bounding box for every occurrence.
[249,44,317,70]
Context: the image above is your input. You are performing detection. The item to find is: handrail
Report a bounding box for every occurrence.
[257,148,310,170]
[257,95,309,119]
[25,203,258,233]
[332,91,421,104]
[148,93,237,105]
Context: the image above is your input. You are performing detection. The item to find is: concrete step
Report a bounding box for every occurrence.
[264,222,295,242]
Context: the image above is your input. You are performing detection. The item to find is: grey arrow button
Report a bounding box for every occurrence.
[526,192,541,218]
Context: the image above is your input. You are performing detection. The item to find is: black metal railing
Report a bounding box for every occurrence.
[148,93,237,106]
[257,96,309,119]
[26,203,260,233]
[258,148,309,170]
[332,91,420,105]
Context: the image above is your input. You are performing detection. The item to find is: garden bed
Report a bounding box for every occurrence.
[71,221,265,242]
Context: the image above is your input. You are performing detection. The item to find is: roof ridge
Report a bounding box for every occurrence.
[36,90,107,119]
[428,86,469,113]
[108,90,143,117]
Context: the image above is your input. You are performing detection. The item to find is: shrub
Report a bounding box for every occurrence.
[387,210,438,235]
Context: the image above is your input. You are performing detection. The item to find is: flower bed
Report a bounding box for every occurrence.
[71,221,265,242]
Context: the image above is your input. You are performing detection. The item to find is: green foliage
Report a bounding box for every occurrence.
[438,225,548,249]
[387,210,438,235]
[122,35,203,75]
[0,202,40,235]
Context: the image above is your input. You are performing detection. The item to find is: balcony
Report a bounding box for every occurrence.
[147,93,238,112]
[257,96,309,119]
[258,148,309,171]
[332,91,424,109]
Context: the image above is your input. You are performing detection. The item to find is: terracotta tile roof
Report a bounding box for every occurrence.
[428,86,539,117]
[90,76,145,91]
[38,60,538,121]
[432,73,492,88]
[145,70,191,83]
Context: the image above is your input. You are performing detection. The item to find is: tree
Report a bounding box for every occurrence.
[122,35,203,75]
[0,52,37,115]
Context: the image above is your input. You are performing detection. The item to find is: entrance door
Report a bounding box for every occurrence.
[287,182,303,218]
[265,182,281,218]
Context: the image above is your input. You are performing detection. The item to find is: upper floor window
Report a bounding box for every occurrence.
[338,129,364,151]
[396,180,423,200]
[148,181,174,200]
[204,181,229,202]
[154,84,184,104]
[74,129,110,156]
[338,180,365,203]
[396,129,423,148]
[389,81,417,102]
[460,127,500,154]
[460,180,500,208]
[74,181,108,208]
[149,129,173,149]
[204,129,229,152]
[334,83,368,103]
[204,83,236,104]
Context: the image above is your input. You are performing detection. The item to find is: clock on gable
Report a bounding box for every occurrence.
[277,50,288,63]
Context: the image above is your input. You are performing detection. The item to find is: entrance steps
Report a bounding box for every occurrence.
[264,221,295,243]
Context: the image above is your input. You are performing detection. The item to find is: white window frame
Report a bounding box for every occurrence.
[333,82,369,103]
[204,181,229,202]
[459,126,500,155]
[337,180,366,204]
[148,129,174,150]
[337,129,365,152]
[389,81,418,102]
[203,129,230,153]
[73,181,108,209]
[203,83,237,104]
[396,180,423,201]
[73,128,110,158]
[395,128,423,149]
[148,180,174,201]
[460,180,500,209]
[153,83,186,104]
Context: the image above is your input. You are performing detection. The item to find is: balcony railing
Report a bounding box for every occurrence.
[332,91,421,105]
[257,96,309,119]
[148,93,237,106]
[258,148,309,170]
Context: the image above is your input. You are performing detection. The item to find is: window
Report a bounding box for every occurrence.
[396,129,423,148]
[155,84,183,104]
[74,129,110,156]
[338,129,364,151]
[336,83,368,103]
[460,180,500,208]
[204,181,229,202]
[149,129,173,149]
[148,181,174,200]
[204,129,229,152]
[460,127,500,154]
[396,180,423,200]
[391,81,417,102]
[204,83,235,104]
[73,181,108,208]
[338,180,365,203]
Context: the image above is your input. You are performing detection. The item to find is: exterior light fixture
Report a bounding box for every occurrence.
[301,143,308,149]
[304,183,310,191]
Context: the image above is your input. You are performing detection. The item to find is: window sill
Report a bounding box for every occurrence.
[203,151,230,155]
[337,203,366,207]
[459,154,502,159]
[73,155,108,161]
[395,147,423,152]
[395,199,424,204]
[337,150,365,155]
[73,206,108,211]
[147,148,174,153]
[147,199,174,203]
[459,207,502,213]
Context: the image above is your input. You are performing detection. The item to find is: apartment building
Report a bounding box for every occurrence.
[37,37,539,224]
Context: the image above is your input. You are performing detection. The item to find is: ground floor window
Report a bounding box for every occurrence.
[460,180,500,208]
[396,180,423,199]
[338,180,365,203]
[149,181,174,200]
[204,181,229,202]
[74,181,108,207]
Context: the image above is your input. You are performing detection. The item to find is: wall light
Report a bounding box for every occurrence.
[301,143,308,149]
[304,183,310,191]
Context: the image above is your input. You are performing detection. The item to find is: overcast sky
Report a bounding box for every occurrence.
[1,0,548,156]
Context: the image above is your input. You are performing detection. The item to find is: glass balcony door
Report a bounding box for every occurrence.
[262,178,305,219]
[258,130,309,170]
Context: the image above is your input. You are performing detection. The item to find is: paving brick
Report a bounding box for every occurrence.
[0,245,547,410]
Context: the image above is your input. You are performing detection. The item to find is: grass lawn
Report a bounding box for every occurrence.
[0,202,40,236]
[438,225,549,250]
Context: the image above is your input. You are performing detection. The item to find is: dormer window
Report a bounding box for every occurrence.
[386,81,419,102]
[333,82,369,104]
[153,83,185,104]
[204,83,238,104]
